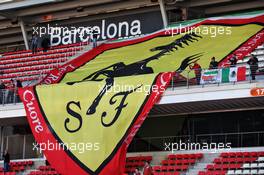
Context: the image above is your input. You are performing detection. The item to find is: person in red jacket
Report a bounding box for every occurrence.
[143,161,153,175]
[189,61,202,85]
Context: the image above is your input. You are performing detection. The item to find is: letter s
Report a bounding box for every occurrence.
[64,101,82,133]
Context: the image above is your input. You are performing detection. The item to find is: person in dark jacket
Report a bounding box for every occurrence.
[3,149,10,172]
[15,79,22,102]
[209,57,218,69]
[0,81,5,104]
[91,30,99,48]
[247,54,259,80]
[229,54,238,67]
[31,33,39,54]
[41,36,50,52]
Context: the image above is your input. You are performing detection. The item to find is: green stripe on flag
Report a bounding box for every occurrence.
[222,68,230,83]
[204,70,219,75]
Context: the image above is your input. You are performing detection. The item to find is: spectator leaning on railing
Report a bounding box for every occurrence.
[6,79,15,104]
[0,80,5,104]
[209,57,218,69]
[247,54,259,80]
[189,60,202,85]
[229,54,238,67]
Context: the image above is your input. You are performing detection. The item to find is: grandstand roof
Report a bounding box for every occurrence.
[0,0,263,50]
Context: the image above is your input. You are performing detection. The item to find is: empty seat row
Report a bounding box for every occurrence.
[0,53,73,65]
[38,166,55,171]
[153,172,180,175]
[153,165,189,171]
[126,155,152,162]
[207,163,242,170]
[214,157,257,164]
[0,57,67,70]
[243,162,264,168]
[162,159,196,165]
[0,69,50,79]
[2,64,59,74]
[2,47,81,60]
[1,75,41,84]
[199,171,227,175]
[168,153,203,160]
[2,42,87,56]
[227,169,264,174]
[29,170,60,175]
[258,157,264,162]
[220,152,264,158]
[9,160,33,167]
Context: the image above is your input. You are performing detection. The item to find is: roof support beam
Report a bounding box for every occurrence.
[19,20,29,50]
[159,0,168,28]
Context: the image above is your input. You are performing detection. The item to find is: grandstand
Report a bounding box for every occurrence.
[0,0,264,175]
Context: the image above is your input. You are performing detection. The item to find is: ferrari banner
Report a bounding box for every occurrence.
[19,12,264,175]
[19,73,173,175]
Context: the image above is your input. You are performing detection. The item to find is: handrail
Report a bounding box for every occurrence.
[196,131,264,137]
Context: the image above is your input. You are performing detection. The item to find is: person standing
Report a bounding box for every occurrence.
[143,162,153,175]
[91,30,99,48]
[0,81,5,104]
[247,54,258,80]
[189,61,202,85]
[6,80,15,104]
[229,54,238,67]
[41,35,50,52]
[15,79,22,102]
[3,149,10,172]
[31,33,39,54]
[209,57,218,69]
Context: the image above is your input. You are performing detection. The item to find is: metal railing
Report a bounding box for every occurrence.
[0,134,40,160]
[0,65,263,106]
[128,131,264,152]
[195,131,264,148]
[0,89,20,106]
[168,65,264,89]
[128,135,191,152]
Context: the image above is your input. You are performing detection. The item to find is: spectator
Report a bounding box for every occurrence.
[189,60,202,85]
[0,81,5,90]
[209,57,218,69]
[229,54,238,67]
[91,30,99,48]
[3,149,10,172]
[134,168,141,175]
[31,33,39,54]
[143,161,153,175]
[41,35,50,52]
[15,79,22,102]
[247,54,259,80]
[0,81,5,104]
[16,79,23,88]
[6,80,14,103]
